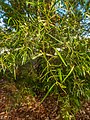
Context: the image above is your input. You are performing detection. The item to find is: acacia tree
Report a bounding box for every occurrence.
[0,0,90,119]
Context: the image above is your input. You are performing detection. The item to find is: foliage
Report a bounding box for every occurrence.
[0,0,90,119]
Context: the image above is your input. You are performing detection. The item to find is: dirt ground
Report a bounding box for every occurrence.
[0,78,90,120]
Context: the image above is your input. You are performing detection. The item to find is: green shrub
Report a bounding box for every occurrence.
[0,0,90,119]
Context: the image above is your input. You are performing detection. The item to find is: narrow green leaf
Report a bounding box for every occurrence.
[8,17,12,25]
[38,82,56,106]
[58,68,62,82]
[62,66,74,83]
[47,33,61,43]
[53,47,67,67]
[56,81,66,94]
[14,67,16,80]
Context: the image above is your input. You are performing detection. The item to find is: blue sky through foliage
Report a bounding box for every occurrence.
[55,0,90,38]
[0,0,90,37]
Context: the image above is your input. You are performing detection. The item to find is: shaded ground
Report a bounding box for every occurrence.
[76,101,90,120]
[0,78,90,120]
[0,78,60,120]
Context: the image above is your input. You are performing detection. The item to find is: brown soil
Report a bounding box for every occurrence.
[76,101,90,120]
[0,78,60,120]
[0,78,90,120]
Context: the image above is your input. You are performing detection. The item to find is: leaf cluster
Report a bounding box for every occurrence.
[0,0,90,119]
